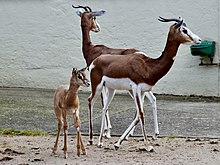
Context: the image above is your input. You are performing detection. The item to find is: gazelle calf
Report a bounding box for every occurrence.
[52,67,90,158]
[88,17,201,150]
[73,5,159,140]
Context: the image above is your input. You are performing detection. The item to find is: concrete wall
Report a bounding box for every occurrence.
[0,0,219,96]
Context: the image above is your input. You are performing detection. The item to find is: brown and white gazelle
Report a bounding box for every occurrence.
[88,17,201,150]
[52,67,90,158]
[73,5,159,140]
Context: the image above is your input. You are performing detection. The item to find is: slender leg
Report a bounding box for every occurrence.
[101,90,107,134]
[63,111,68,158]
[125,90,138,140]
[74,111,84,156]
[104,110,112,138]
[102,87,113,138]
[145,91,159,139]
[125,114,137,140]
[114,89,153,151]
[136,92,147,141]
[98,88,116,147]
[52,106,63,154]
[76,127,86,156]
[114,88,139,149]
[88,95,93,145]
[79,132,86,155]
[114,111,139,150]
[137,91,154,152]
[102,88,111,138]
[88,86,103,145]
[76,129,81,156]
[52,118,62,153]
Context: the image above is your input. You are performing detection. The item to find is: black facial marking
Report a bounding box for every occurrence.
[183,29,188,34]
[78,74,83,80]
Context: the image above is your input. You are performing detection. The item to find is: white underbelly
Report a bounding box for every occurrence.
[102,76,132,90]
[101,76,153,92]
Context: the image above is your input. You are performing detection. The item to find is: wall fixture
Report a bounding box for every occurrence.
[190,41,216,65]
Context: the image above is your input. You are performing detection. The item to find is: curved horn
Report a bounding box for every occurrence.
[72,5,90,12]
[85,6,92,12]
[175,18,184,28]
[158,16,182,23]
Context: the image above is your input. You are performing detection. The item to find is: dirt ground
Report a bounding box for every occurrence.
[0,135,219,165]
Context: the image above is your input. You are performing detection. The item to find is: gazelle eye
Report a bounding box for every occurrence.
[183,29,188,34]
[78,75,82,80]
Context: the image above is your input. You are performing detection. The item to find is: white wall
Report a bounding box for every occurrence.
[0,0,219,96]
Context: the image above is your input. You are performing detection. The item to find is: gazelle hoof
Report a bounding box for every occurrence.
[114,145,119,151]
[146,145,154,152]
[97,143,103,148]
[52,146,57,153]
[87,140,93,145]
[64,154,68,159]
[152,133,159,140]
[105,134,111,139]
[77,152,80,157]
[114,142,120,151]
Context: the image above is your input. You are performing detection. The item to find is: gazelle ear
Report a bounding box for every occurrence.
[76,9,83,17]
[92,9,106,16]
[72,67,78,75]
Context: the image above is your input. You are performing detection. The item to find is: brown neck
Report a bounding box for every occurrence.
[65,81,79,104]
[69,80,80,94]
[82,25,93,63]
[150,38,180,84]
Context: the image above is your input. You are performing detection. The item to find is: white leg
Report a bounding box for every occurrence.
[114,89,153,151]
[125,90,137,140]
[104,110,112,138]
[137,90,154,152]
[125,125,135,140]
[102,88,112,138]
[125,89,146,140]
[102,87,108,131]
[145,91,159,139]
[98,88,116,147]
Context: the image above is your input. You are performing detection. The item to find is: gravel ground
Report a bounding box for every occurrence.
[0,135,220,165]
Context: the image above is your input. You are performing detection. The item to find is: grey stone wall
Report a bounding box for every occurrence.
[0,0,219,96]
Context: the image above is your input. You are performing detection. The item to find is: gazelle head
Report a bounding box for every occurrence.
[72,5,106,33]
[158,16,201,45]
[71,67,90,87]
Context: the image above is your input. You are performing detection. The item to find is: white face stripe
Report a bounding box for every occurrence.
[93,21,101,32]
[181,26,201,44]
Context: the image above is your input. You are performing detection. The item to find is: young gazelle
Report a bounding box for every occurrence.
[52,67,90,158]
[73,5,159,140]
[88,17,201,150]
